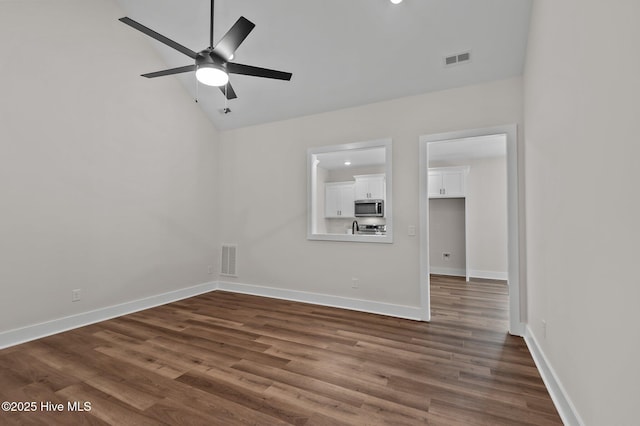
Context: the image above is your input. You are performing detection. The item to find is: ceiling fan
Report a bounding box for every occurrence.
[119,0,292,100]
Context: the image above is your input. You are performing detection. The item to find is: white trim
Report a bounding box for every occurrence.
[525,327,584,426]
[429,268,509,280]
[0,282,218,350]
[465,197,470,282]
[418,141,431,320]
[468,270,509,281]
[218,281,422,320]
[0,280,577,425]
[0,280,426,350]
[429,267,466,277]
[419,125,525,336]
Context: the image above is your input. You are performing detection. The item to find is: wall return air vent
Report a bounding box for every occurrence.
[221,244,237,276]
[444,51,471,67]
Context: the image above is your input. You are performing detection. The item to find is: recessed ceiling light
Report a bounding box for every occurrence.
[344,161,352,166]
[390,0,403,4]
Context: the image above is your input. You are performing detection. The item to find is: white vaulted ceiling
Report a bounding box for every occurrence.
[116,0,532,130]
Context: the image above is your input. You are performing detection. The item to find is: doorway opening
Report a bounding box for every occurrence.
[419,125,524,336]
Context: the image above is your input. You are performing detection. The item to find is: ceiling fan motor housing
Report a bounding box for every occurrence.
[196,50,227,69]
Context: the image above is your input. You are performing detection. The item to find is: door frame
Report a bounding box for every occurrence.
[419,124,525,336]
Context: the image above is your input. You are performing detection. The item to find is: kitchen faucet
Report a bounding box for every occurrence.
[352,220,359,234]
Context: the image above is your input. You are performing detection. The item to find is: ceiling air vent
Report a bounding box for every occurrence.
[444,51,471,67]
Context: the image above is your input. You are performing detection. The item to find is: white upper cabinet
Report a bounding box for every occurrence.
[428,167,469,198]
[325,182,355,218]
[354,174,386,200]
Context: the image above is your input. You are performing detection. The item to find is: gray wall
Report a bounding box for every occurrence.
[429,198,466,275]
[430,157,508,279]
[218,77,523,308]
[466,157,507,278]
[0,0,220,332]
[524,0,640,423]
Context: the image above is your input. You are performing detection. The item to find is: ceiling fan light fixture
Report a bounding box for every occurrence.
[390,0,403,4]
[119,0,291,101]
[196,64,229,87]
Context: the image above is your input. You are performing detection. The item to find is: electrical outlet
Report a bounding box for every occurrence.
[352,278,359,289]
[408,225,416,236]
[72,289,81,302]
[207,265,213,274]
[443,252,451,261]
[542,320,547,339]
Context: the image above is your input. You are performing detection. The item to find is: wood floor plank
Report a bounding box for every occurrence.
[176,370,309,425]
[0,275,561,425]
[56,383,162,426]
[231,359,367,408]
[1,382,109,426]
[283,359,430,412]
[359,396,432,425]
[93,345,187,379]
[144,379,294,426]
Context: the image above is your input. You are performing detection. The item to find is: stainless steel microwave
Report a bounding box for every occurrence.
[354,199,384,217]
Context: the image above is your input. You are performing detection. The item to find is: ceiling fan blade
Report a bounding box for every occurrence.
[119,17,198,59]
[227,63,292,81]
[141,65,196,78]
[211,17,255,61]
[219,83,238,100]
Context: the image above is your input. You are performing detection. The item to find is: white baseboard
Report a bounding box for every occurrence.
[217,281,424,321]
[430,268,508,281]
[0,282,218,350]
[468,269,508,281]
[0,279,425,351]
[2,281,579,424]
[524,326,584,426]
[429,266,466,277]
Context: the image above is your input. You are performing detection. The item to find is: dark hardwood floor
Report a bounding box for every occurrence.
[0,276,561,425]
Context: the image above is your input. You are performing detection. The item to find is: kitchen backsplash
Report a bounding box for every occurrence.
[325,217,385,235]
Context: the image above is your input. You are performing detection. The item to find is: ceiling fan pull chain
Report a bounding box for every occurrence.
[195,77,199,103]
